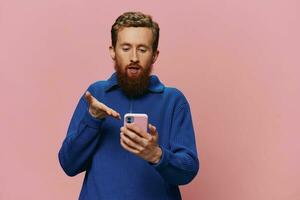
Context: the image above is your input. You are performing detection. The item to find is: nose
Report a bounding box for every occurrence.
[130,49,139,63]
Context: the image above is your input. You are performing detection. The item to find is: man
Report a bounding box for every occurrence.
[58,11,199,200]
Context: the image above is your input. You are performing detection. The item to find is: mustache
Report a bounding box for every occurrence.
[126,63,142,69]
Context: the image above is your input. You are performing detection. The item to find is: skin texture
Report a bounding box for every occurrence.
[84,91,121,120]
[109,27,159,78]
[84,27,162,164]
[120,123,162,164]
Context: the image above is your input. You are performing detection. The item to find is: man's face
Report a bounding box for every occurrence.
[109,27,159,97]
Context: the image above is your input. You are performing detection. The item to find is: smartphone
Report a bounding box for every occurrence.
[124,113,148,132]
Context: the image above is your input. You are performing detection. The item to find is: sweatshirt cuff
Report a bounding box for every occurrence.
[149,146,170,170]
[82,110,106,129]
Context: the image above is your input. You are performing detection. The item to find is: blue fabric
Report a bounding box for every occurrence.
[58,73,199,200]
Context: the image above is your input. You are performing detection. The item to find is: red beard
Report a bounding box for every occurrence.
[114,61,153,98]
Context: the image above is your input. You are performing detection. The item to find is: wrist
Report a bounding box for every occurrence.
[89,108,105,119]
[151,147,162,164]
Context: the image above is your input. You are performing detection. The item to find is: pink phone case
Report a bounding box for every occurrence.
[124,113,148,132]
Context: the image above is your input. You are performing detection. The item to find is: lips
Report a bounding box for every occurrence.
[127,65,141,70]
[127,65,141,76]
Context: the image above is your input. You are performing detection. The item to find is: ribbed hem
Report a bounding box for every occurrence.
[150,146,170,170]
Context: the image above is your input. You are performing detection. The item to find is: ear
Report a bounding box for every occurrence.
[109,46,116,60]
[152,50,159,64]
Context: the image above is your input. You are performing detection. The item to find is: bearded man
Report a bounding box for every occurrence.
[58,11,199,200]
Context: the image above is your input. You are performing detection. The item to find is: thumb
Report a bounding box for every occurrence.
[148,124,157,136]
[84,91,93,105]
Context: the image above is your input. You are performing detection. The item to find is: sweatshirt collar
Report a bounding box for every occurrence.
[104,72,165,93]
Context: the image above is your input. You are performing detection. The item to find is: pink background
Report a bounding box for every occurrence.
[1,0,299,199]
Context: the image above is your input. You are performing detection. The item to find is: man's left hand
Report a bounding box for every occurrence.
[120,123,162,164]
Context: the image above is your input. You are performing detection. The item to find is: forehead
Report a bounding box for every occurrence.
[117,27,153,46]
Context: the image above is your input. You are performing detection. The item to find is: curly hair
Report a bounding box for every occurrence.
[111,11,160,52]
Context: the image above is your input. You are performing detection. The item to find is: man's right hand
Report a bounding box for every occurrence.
[84,91,121,120]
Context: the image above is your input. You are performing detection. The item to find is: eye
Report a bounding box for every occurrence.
[138,48,147,53]
[122,47,130,52]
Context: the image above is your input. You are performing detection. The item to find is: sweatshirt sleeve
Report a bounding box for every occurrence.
[58,89,105,177]
[150,101,200,185]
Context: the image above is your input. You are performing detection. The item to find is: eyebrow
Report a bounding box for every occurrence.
[120,43,131,46]
[120,43,150,48]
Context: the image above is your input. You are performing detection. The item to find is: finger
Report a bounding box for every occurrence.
[111,110,121,120]
[95,101,108,111]
[120,138,140,154]
[116,112,121,119]
[149,124,158,136]
[101,106,120,119]
[84,91,93,105]
[120,132,143,151]
[84,92,121,120]
[126,123,149,139]
[121,132,143,152]
[105,109,112,116]
[122,127,147,147]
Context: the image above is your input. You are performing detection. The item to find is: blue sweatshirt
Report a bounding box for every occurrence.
[58,73,199,200]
